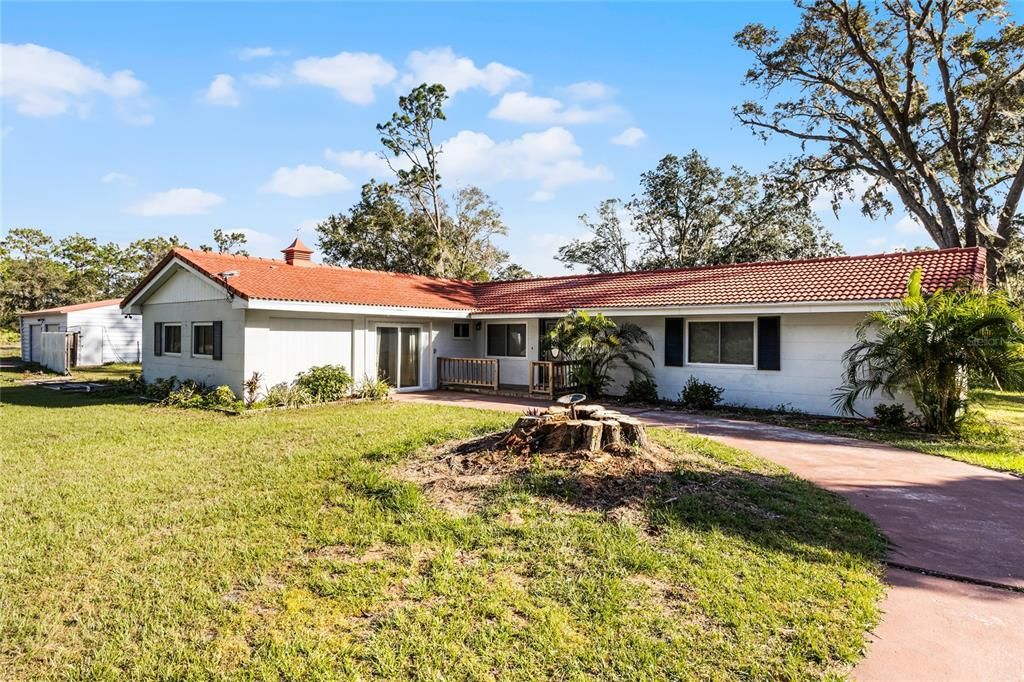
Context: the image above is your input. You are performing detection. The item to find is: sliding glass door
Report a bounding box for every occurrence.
[376,326,421,389]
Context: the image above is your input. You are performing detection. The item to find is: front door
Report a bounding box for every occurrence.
[377,326,421,389]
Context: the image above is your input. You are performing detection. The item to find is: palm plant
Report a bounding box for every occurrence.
[833,269,1024,433]
[546,310,655,398]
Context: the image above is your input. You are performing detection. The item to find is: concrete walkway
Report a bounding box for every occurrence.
[398,391,1024,680]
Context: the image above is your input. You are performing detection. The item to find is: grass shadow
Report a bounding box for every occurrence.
[514,458,886,566]
[0,383,145,409]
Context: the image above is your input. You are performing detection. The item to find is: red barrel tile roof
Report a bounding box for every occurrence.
[141,249,478,310]
[473,247,987,313]
[125,247,986,314]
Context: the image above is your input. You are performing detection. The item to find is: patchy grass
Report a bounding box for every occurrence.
[0,386,885,680]
[715,390,1024,477]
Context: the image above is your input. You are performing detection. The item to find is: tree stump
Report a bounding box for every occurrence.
[501,404,649,455]
[601,419,622,449]
[581,420,604,451]
[619,417,649,449]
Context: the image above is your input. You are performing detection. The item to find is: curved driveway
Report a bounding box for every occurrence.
[399,391,1024,680]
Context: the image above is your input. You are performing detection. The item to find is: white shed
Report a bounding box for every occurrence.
[19,298,142,367]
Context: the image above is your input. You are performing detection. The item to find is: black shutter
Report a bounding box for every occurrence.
[757,317,781,371]
[154,322,163,356]
[212,321,223,361]
[665,318,684,367]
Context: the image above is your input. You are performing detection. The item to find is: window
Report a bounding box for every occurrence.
[453,322,470,339]
[687,321,754,365]
[487,323,526,357]
[193,323,214,357]
[163,323,182,355]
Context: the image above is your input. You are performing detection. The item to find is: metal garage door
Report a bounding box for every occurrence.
[265,317,353,386]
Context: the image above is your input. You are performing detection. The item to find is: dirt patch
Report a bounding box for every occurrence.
[393,432,698,525]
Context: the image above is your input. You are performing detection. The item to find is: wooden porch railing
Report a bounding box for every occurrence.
[437,357,499,390]
[528,360,583,398]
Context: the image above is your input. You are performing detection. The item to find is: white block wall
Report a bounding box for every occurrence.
[605,312,912,416]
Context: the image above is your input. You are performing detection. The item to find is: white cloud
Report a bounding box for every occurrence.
[811,173,877,213]
[866,236,887,247]
[237,47,286,61]
[124,188,224,216]
[610,127,646,146]
[440,126,611,196]
[242,72,283,88]
[205,74,240,107]
[292,51,396,104]
[529,190,555,203]
[261,164,352,197]
[488,91,618,125]
[324,148,395,175]
[894,214,927,234]
[101,171,132,184]
[235,227,281,254]
[1,43,149,122]
[400,47,526,96]
[559,80,614,100]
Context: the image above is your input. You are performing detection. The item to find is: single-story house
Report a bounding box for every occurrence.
[19,298,143,367]
[120,239,986,415]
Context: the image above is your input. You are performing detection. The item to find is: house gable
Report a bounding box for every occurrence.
[146,267,226,305]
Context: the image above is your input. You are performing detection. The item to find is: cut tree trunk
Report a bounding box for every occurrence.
[500,404,649,455]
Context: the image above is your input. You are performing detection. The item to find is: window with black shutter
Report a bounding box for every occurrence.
[154,322,163,356]
[665,318,684,366]
[192,323,214,357]
[757,317,781,371]
[162,324,182,355]
[212,321,223,361]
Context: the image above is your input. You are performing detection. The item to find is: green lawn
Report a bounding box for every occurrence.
[721,390,1024,477]
[0,384,886,680]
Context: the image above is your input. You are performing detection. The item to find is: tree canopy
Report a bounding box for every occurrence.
[557,151,844,273]
[735,0,1024,282]
[318,83,527,282]
[1,229,200,329]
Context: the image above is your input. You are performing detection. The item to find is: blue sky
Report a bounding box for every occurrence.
[1,2,932,275]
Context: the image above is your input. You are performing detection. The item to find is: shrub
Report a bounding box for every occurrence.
[873,403,909,429]
[162,380,205,408]
[114,373,147,395]
[294,364,353,403]
[145,376,178,400]
[623,378,659,404]
[678,377,724,410]
[154,378,241,412]
[203,385,241,411]
[353,375,391,401]
[243,371,263,408]
[264,382,313,408]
